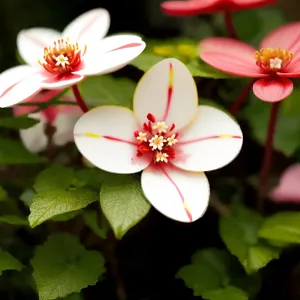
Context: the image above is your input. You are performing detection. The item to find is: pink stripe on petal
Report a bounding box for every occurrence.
[253,77,293,102]
[108,42,143,52]
[178,134,242,145]
[159,164,192,222]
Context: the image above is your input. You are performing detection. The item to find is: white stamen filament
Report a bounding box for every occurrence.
[156,152,169,163]
[152,121,168,133]
[167,134,177,146]
[269,57,282,69]
[149,135,166,150]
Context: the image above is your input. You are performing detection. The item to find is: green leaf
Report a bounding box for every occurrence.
[0,215,28,226]
[131,38,233,78]
[51,211,81,222]
[0,137,44,164]
[177,249,231,296]
[177,248,260,298]
[220,205,280,274]
[242,95,300,157]
[259,212,300,244]
[83,211,108,239]
[20,189,34,206]
[31,234,105,300]
[29,189,97,227]
[0,248,23,276]
[233,7,285,46]
[0,187,7,201]
[79,75,135,109]
[100,176,151,239]
[0,116,39,129]
[34,166,75,193]
[202,286,248,300]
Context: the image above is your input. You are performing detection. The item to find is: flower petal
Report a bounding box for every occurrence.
[17,28,61,67]
[172,105,243,172]
[62,8,110,44]
[161,0,221,16]
[133,58,198,130]
[53,110,83,146]
[19,113,47,153]
[141,164,210,222]
[40,73,84,90]
[260,22,300,54]
[200,38,266,77]
[269,164,300,203]
[74,105,151,174]
[73,40,146,76]
[13,90,63,117]
[0,73,43,108]
[0,65,38,96]
[253,77,293,102]
[231,0,276,10]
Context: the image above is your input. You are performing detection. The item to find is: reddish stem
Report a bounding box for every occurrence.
[71,85,89,113]
[258,102,281,211]
[224,11,238,39]
[229,80,255,116]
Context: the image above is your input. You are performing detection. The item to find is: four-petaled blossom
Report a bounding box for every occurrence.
[161,0,276,16]
[0,8,145,108]
[199,22,300,102]
[269,164,300,203]
[73,58,243,223]
[13,90,82,153]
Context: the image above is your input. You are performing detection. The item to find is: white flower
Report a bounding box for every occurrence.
[73,58,243,223]
[13,90,83,153]
[0,8,145,108]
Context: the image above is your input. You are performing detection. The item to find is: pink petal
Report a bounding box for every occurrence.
[74,38,146,76]
[172,105,243,172]
[40,73,84,90]
[260,22,300,54]
[161,0,221,16]
[74,106,152,174]
[278,58,300,77]
[17,28,61,67]
[141,164,210,222]
[253,77,293,102]
[199,38,266,78]
[13,90,63,117]
[231,0,276,10]
[133,58,198,131]
[269,164,300,203]
[62,8,110,44]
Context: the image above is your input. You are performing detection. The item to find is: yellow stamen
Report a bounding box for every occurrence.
[255,47,293,72]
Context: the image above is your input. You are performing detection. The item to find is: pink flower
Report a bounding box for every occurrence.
[161,0,276,16]
[13,90,82,153]
[73,58,243,222]
[0,8,145,108]
[269,164,300,203]
[199,22,300,102]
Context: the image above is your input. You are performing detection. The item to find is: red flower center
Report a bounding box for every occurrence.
[38,38,87,74]
[134,113,178,164]
[255,47,293,72]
